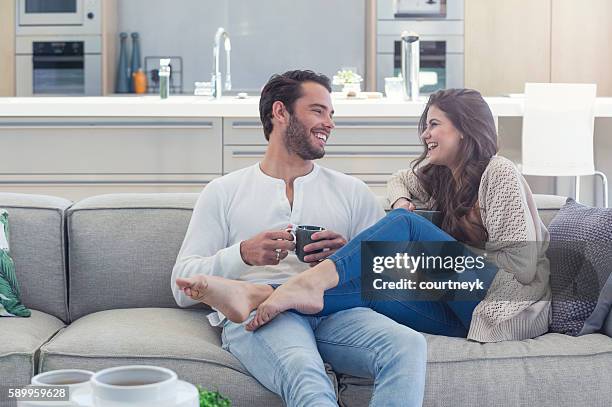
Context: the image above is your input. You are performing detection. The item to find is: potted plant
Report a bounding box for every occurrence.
[197,386,231,407]
[332,69,363,97]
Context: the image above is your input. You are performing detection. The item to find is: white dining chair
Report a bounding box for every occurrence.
[521,83,608,207]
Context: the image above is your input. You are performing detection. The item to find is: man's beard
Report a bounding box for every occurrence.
[283,114,325,160]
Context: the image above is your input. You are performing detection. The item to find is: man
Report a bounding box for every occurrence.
[171,70,426,407]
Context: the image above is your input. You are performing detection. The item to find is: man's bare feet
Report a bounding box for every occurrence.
[245,260,340,331]
[176,275,273,323]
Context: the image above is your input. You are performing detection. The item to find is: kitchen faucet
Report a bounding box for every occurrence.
[212,27,231,100]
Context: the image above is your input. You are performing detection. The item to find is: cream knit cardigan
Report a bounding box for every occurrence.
[387,156,551,342]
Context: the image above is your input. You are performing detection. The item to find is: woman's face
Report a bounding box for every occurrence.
[421,105,463,168]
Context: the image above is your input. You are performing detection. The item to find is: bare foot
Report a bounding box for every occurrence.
[245,260,340,331]
[176,275,273,323]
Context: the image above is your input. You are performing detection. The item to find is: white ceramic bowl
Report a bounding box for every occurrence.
[20,369,94,407]
[90,365,178,407]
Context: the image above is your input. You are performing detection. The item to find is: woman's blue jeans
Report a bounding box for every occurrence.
[322,208,499,337]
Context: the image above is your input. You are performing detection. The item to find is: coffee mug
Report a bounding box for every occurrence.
[19,369,94,406]
[413,210,443,227]
[292,225,325,262]
[90,365,179,407]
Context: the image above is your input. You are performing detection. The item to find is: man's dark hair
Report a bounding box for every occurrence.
[259,70,332,141]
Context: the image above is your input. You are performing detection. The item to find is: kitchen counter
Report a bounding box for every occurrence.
[2,95,612,118]
[1,94,612,206]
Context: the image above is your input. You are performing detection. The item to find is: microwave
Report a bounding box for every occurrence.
[16,0,101,35]
[378,0,463,21]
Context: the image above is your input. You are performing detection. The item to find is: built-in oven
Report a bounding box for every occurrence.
[16,0,101,35]
[376,33,464,93]
[375,0,464,94]
[16,36,102,96]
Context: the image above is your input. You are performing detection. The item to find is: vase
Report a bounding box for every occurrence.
[342,82,361,96]
[130,32,141,92]
[115,32,130,93]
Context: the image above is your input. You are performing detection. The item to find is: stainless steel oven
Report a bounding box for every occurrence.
[16,36,102,96]
[376,32,464,93]
[16,0,101,35]
[375,0,464,94]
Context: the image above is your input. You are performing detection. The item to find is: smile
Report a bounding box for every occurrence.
[313,132,328,146]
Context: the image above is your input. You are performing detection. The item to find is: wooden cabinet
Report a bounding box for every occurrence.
[465,0,612,96]
[464,0,551,96]
[0,0,15,96]
[551,0,612,96]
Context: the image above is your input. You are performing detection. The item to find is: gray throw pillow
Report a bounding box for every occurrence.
[603,305,612,336]
[546,198,612,336]
[579,273,612,336]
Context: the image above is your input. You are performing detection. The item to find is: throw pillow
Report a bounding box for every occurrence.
[0,209,31,317]
[546,198,612,336]
[579,273,612,336]
[603,304,612,337]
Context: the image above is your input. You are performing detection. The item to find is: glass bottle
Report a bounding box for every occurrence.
[115,33,130,93]
[159,59,171,99]
[130,32,141,92]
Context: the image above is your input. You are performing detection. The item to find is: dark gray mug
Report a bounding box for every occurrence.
[294,225,325,262]
[413,210,443,227]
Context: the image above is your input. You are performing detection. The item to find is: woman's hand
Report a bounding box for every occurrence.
[391,197,416,211]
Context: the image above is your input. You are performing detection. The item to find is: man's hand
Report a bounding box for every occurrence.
[302,230,347,266]
[240,229,295,266]
[392,197,416,211]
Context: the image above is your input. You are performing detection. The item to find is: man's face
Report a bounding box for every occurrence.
[283,82,335,160]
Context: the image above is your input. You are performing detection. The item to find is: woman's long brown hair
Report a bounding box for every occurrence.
[412,88,498,245]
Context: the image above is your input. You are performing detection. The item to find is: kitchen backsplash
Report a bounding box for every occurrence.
[118,0,365,94]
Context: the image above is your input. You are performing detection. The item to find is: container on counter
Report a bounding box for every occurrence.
[159,59,171,99]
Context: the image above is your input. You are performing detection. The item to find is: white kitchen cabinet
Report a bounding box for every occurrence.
[223,117,425,196]
[0,117,222,200]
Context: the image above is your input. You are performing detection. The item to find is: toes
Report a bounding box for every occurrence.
[261,307,278,327]
[246,306,266,331]
[176,277,191,289]
[246,314,259,331]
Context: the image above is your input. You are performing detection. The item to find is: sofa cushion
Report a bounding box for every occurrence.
[533,194,567,227]
[0,193,71,322]
[0,310,65,390]
[66,193,206,321]
[39,308,337,407]
[547,198,612,335]
[338,332,612,407]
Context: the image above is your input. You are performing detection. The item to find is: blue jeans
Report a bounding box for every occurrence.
[222,307,426,407]
[324,208,499,337]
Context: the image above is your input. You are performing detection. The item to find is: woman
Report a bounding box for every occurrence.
[178,88,551,343]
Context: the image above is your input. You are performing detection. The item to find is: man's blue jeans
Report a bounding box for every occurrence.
[325,208,499,337]
[222,307,426,407]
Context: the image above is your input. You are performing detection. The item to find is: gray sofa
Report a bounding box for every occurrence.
[1,192,611,407]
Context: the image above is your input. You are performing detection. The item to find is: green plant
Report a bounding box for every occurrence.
[197,385,231,407]
[332,69,363,85]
